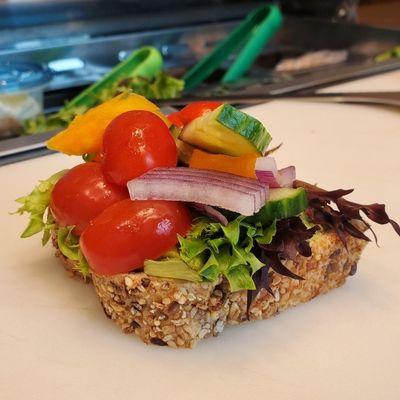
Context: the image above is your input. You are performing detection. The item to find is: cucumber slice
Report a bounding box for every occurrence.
[180,104,271,156]
[250,187,308,223]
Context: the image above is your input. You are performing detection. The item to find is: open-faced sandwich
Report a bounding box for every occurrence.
[16,93,400,348]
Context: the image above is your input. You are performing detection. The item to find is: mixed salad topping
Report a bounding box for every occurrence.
[16,93,399,302]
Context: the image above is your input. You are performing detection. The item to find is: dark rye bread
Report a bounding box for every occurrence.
[52,229,367,348]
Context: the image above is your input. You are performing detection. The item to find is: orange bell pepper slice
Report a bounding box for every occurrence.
[47,93,170,156]
[189,149,257,179]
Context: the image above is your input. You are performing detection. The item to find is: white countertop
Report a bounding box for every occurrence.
[1,72,400,400]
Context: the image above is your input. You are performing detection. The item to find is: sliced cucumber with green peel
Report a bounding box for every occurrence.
[250,187,308,224]
[180,104,271,156]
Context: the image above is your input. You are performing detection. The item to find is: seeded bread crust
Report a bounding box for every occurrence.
[52,229,366,348]
[85,230,366,348]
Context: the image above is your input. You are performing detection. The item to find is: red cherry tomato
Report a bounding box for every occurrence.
[92,152,103,163]
[178,101,222,125]
[50,163,128,235]
[80,199,192,275]
[167,111,184,128]
[101,110,177,186]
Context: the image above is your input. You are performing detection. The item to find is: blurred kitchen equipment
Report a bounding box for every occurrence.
[64,46,163,112]
[158,90,400,108]
[2,5,399,106]
[275,49,349,72]
[0,62,51,138]
[375,44,400,63]
[1,0,400,158]
[183,4,283,90]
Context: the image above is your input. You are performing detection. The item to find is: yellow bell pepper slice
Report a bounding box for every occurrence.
[46,93,170,155]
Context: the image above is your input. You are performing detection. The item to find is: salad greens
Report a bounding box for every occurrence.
[15,170,66,239]
[24,72,184,135]
[147,216,278,291]
[104,72,184,101]
[57,226,90,277]
[15,170,90,277]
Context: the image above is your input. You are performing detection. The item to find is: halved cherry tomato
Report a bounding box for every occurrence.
[102,110,177,186]
[50,162,128,235]
[167,111,184,128]
[80,199,192,275]
[178,101,222,125]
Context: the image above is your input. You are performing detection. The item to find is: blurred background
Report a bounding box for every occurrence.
[0,0,399,151]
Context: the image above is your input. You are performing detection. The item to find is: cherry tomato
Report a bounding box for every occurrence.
[101,110,177,186]
[80,199,192,275]
[167,111,184,128]
[92,152,103,163]
[178,101,222,124]
[50,162,128,235]
[82,152,103,163]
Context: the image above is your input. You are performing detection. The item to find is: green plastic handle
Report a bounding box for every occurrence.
[222,5,282,83]
[64,46,163,110]
[183,5,282,91]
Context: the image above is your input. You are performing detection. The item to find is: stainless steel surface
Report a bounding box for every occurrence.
[0,1,353,47]
[261,59,400,95]
[0,131,55,166]
[2,17,400,93]
[159,91,400,107]
[0,1,259,50]
[0,23,235,91]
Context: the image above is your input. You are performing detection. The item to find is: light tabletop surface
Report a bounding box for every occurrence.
[1,72,400,400]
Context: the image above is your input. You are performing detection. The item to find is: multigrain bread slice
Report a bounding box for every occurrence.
[54,229,367,348]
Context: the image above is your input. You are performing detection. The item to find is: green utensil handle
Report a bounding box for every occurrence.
[183,5,282,91]
[222,5,282,83]
[64,46,163,110]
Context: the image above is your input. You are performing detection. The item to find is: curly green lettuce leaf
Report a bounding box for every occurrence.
[256,219,277,245]
[200,246,257,290]
[226,265,256,291]
[178,236,209,263]
[115,72,184,100]
[176,217,277,291]
[221,216,245,245]
[15,172,90,277]
[57,226,90,277]
[15,170,66,238]
[23,106,87,135]
[143,72,183,99]
[198,252,220,281]
[239,249,264,275]
[41,210,56,246]
[144,216,271,289]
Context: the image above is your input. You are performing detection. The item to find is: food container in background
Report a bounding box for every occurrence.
[0,62,51,138]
